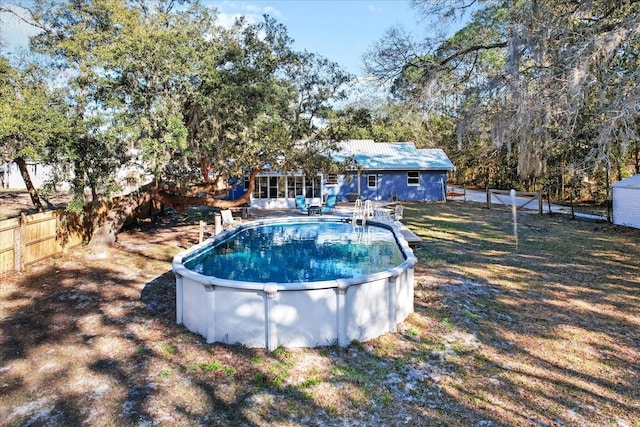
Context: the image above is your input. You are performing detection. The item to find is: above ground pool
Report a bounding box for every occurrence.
[172,217,417,349]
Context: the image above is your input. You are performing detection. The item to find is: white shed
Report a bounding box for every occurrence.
[612,174,640,229]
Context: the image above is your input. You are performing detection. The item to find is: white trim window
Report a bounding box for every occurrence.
[253,176,268,198]
[368,175,377,188]
[287,176,304,198]
[325,174,338,185]
[305,175,322,198]
[407,171,420,186]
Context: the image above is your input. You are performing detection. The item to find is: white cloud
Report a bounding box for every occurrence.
[262,6,282,17]
[233,2,282,16]
[211,2,282,29]
[215,12,252,28]
[215,1,282,20]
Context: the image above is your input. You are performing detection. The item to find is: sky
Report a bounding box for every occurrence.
[207,0,436,76]
[0,7,41,51]
[0,0,456,77]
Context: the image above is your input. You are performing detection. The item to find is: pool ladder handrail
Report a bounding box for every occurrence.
[352,199,374,227]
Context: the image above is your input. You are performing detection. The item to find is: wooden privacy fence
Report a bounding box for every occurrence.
[0,210,85,275]
[487,189,543,214]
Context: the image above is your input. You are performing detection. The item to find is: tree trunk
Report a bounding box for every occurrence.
[15,156,44,212]
[89,191,152,249]
[88,169,261,248]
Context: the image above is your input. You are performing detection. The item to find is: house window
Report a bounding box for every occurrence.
[368,175,377,188]
[287,176,304,198]
[305,175,321,198]
[266,176,286,198]
[407,171,420,186]
[325,174,338,185]
[255,175,319,198]
[253,176,268,198]
[268,177,278,199]
[253,176,287,198]
[277,176,286,198]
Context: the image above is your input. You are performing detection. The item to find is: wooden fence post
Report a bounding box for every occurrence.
[199,220,205,243]
[538,192,542,215]
[15,213,26,271]
[13,224,20,272]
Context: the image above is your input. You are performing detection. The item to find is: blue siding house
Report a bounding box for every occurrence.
[329,140,454,203]
[235,140,455,208]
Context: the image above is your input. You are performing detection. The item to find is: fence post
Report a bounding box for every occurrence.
[214,213,222,235]
[538,192,542,215]
[15,213,26,271]
[13,224,20,272]
[199,220,205,243]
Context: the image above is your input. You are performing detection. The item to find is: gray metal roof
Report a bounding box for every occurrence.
[612,174,640,189]
[333,140,455,171]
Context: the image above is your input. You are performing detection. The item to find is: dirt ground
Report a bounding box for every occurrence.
[0,191,73,220]
[0,202,638,426]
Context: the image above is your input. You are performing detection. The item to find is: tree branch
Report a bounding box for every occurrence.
[437,41,508,68]
[0,5,54,34]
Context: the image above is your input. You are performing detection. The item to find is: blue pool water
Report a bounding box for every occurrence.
[183,221,406,283]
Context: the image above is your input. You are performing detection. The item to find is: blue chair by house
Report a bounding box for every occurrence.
[295,195,308,214]
[322,194,337,214]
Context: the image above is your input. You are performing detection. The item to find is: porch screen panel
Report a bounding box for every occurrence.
[253,177,268,198]
[287,177,295,198]
[305,176,321,198]
[277,176,285,198]
[269,177,278,198]
[287,176,304,198]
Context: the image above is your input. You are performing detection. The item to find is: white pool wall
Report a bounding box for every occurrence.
[172,217,417,350]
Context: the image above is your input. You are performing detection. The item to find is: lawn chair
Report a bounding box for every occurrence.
[393,205,404,221]
[295,195,308,214]
[321,194,337,214]
[221,209,241,230]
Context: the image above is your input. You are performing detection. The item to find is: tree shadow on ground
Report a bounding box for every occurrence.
[0,207,499,426]
[2,202,638,425]
[138,244,501,425]
[406,201,640,425]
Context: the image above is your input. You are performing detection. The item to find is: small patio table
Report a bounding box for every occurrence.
[308,205,322,216]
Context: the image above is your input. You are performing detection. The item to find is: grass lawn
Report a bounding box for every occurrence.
[1,201,638,426]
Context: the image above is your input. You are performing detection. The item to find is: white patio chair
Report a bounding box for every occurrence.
[393,205,404,221]
[221,209,241,230]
